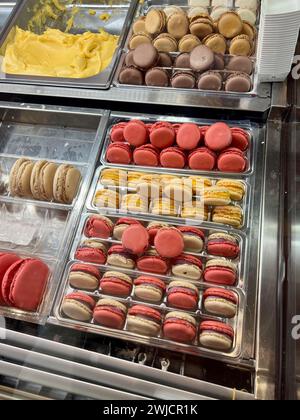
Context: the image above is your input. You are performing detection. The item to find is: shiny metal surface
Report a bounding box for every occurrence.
[0,0,138,89]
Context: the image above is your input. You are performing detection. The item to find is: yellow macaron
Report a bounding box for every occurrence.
[216,180,245,201]
[212,205,243,228]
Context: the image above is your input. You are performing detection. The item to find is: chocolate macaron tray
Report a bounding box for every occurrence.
[0,104,108,323]
[87,166,250,230]
[100,113,255,176]
[53,212,247,359]
[114,1,260,95]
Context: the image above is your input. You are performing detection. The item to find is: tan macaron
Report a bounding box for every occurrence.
[189,16,214,40]
[178,34,201,53]
[9,158,34,198]
[229,35,252,56]
[129,32,152,50]
[203,33,227,54]
[167,13,189,40]
[145,9,166,35]
[30,160,58,201]
[132,17,146,34]
[218,11,243,39]
[53,164,81,204]
[153,33,178,52]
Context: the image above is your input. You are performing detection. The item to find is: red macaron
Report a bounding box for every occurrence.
[137,251,169,275]
[122,224,150,255]
[100,272,133,297]
[133,144,160,167]
[203,259,237,286]
[167,280,199,311]
[110,122,127,142]
[106,142,132,164]
[204,122,232,152]
[176,123,201,150]
[207,233,240,258]
[217,148,247,173]
[0,253,22,305]
[154,227,184,258]
[160,147,186,169]
[123,120,148,147]
[150,122,176,149]
[231,127,249,151]
[1,258,49,311]
[75,243,107,265]
[84,215,113,239]
[163,311,197,343]
[93,298,127,329]
[188,147,217,171]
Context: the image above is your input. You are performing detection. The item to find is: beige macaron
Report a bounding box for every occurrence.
[145,9,166,35]
[9,158,34,198]
[129,32,152,49]
[203,33,227,54]
[30,160,58,201]
[53,164,81,204]
[229,34,252,56]
[167,13,190,40]
[179,34,201,53]
[153,33,178,52]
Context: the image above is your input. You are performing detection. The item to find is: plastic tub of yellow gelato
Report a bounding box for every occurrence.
[0,0,138,89]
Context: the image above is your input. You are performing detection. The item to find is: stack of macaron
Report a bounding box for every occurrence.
[61,291,235,350]
[106,120,249,173]
[95,169,245,227]
[119,4,257,92]
[9,158,82,204]
[0,252,49,312]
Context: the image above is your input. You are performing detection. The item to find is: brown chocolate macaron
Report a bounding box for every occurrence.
[227,56,253,75]
[125,50,135,67]
[153,33,178,52]
[178,34,201,53]
[214,53,225,70]
[133,43,159,70]
[158,52,173,67]
[129,32,152,50]
[145,67,169,87]
[119,67,144,85]
[198,71,223,91]
[225,72,252,92]
[171,71,196,89]
[190,45,215,72]
[174,53,191,69]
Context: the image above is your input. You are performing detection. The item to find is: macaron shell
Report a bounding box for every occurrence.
[122,224,149,255]
[75,247,107,264]
[163,318,196,343]
[124,121,148,147]
[154,228,184,258]
[204,266,236,286]
[6,259,49,311]
[204,123,232,152]
[176,124,201,150]
[0,253,22,304]
[150,123,175,149]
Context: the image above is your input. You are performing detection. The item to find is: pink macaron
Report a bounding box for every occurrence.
[110,122,127,142]
[124,120,148,147]
[231,127,250,151]
[207,232,240,258]
[84,215,114,239]
[203,259,237,286]
[93,298,127,329]
[150,122,175,149]
[106,142,132,164]
[137,251,169,275]
[75,242,107,265]
[154,227,184,258]
[176,123,201,150]
[100,271,133,297]
[160,147,186,169]
[204,122,232,152]
[217,148,247,173]
[199,320,234,351]
[163,311,197,343]
[188,147,217,171]
[122,224,150,255]
[133,144,160,167]
[167,280,199,311]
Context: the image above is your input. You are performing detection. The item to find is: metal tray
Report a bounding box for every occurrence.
[101,112,255,177]
[0,102,109,324]
[114,0,260,96]
[87,165,252,231]
[0,0,138,89]
[53,209,247,360]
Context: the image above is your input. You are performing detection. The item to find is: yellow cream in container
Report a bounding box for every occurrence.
[2,27,119,78]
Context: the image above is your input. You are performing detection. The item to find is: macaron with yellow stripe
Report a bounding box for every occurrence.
[216,180,245,201]
[212,205,243,228]
[203,187,231,206]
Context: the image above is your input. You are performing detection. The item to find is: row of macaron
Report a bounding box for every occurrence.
[94,191,243,228]
[67,263,238,318]
[107,121,249,172]
[74,242,239,285]
[83,215,241,258]
[8,158,82,204]
[0,252,49,312]
[61,294,235,352]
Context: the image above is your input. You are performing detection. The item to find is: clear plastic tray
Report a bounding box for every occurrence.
[100,112,255,177]
[0,103,109,323]
[113,0,260,96]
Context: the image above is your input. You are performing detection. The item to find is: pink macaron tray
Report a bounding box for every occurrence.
[53,260,245,361]
[113,1,260,96]
[100,114,255,177]
[86,166,251,231]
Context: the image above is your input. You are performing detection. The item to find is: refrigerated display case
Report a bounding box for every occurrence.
[0,0,294,400]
